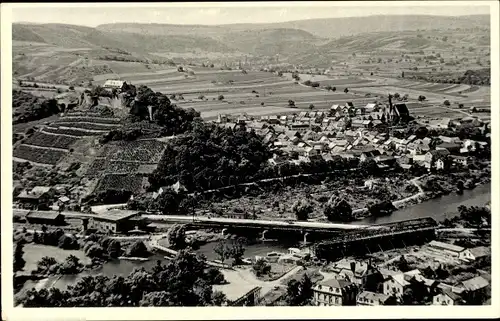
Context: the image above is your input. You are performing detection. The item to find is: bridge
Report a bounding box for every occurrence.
[144,214,381,233]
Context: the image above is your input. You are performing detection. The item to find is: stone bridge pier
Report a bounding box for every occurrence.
[260,230,268,241]
[302,231,310,246]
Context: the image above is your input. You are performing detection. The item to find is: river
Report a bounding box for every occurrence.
[18,182,490,295]
[356,182,491,225]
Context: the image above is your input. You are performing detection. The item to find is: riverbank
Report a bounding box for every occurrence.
[351,173,490,223]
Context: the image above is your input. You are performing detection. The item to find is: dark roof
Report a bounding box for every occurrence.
[394,103,409,115]
[91,210,139,222]
[441,288,463,301]
[428,149,450,157]
[26,211,63,220]
[318,278,353,289]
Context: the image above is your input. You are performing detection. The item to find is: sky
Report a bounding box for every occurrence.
[10,3,491,27]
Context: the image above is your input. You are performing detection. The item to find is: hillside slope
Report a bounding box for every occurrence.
[12,23,234,54]
[219,28,325,56]
[97,14,490,39]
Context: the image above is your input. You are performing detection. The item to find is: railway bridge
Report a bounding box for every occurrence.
[143,214,383,244]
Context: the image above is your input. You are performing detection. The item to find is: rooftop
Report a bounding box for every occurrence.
[357,291,390,303]
[26,211,63,220]
[428,240,464,253]
[317,278,352,289]
[461,276,489,292]
[91,209,140,222]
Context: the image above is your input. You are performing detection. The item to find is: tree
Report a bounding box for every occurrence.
[167,224,187,250]
[324,196,353,222]
[286,274,313,306]
[218,95,224,101]
[252,259,271,277]
[443,100,450,106]
[14,240,26,272]
[291,199,313,221]
[393,93,400,99]
[397,255,410,272]
[214,241,232,265]
[105,239,122,258]
[230,237,246,264]
[211,291,227,306]
[288,100,296,107]
[58,234,79,250]
[344,88,349,93]
[309,104,315,110]
[332,86,336,92]
[205,267,226,285]
[84,243,104,259]
[418,95,426,102]
[360,159,379,175]
[126,241,149,258]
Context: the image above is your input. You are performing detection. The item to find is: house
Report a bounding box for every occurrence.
[467,246,491,261]
[365,103,379,112]
[424,150,450,169]
[288,123,310,132]
[103,80,127,90]
[326,259,382,291]
[436,142,461,154]
[88,210,143,234]
[16,186,56,209]
[268,115,279,124]
[360,149,382,162]
[25,210,65,226]
[450,155,472,167]
[433,289,464,306]
[382,274,411,298]
[312,278,357,306]
[351,119,365,129]
[461,276,489,304]
[356,291,393,306]
[435,158,446,170]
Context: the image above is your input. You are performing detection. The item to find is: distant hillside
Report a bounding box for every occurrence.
[97,14,490,39]
[12,23,235,55]
[220,28,325,56]
[287,28,490,67]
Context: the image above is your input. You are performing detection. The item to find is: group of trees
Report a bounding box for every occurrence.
[457,205,491,227]
[33,228,80,250]
[323,196,354,222]
[12,90,60,124]
[19,250,227,307]
[149,122,271,192]
[252,258,271,277]
[32,255,84,276]
[291,199,313,221]
[82,234,124,260]
[214,238,246,265]
[14,240,26,273]
[285,274,313,306]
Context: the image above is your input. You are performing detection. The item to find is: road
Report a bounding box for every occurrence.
[144,214,376,231]
[222,265,304,298]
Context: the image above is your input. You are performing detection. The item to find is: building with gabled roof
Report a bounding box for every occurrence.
[313,278,357,306]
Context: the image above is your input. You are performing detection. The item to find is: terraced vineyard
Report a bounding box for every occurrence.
[13,144,67,165]
[13,109,124,166]
[85,138,168,195]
